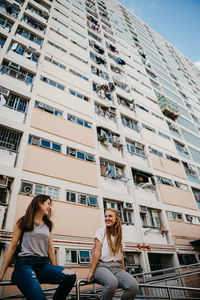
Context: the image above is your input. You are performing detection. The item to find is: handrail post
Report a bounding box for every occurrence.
[167,286,173,300]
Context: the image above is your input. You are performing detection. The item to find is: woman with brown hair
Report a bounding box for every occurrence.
[87,208,138,300]
[0,194,76,300]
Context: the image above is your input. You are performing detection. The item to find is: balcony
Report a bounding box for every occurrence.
[91,66,109,81]
[21,15,46,34]
[89,39,104,55]
[95,104,117,126]
[0,91,28,123]
[8,42,39,69]
[0,61,34,91]
[0,15,13,32]
[0,1,20,19]
[16,27,43,48]
[26,4,49,23]
[158,96,179,121]
[87,15,101,33]
[93,82,115,102]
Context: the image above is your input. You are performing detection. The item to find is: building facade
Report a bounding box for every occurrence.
[1,0,200,282]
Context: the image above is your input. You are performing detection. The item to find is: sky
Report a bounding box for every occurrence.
[118,0,200,69]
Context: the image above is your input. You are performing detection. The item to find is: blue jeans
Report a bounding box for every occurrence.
[11,256,76,300]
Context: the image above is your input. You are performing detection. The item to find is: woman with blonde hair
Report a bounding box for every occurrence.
[87,208,138,300]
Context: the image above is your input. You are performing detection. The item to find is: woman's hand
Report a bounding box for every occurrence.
[87,271,94,282]
[0,272,4,281]
[62,268,76,275]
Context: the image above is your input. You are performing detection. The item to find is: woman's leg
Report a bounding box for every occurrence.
[38,264,76,300]
[114,269,139,300]
[94,265,118,300]
[12,264,46,300]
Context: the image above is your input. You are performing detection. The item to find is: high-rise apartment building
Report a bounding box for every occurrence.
[1,0,200,283]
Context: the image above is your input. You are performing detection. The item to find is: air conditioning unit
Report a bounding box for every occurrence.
[21,182,33,194]
[112,136,123,147]
[135,142,143,150]
[140,206,147,213]
[129,103,135,110]
[78,194,87,205]
[0,176,8,188]
[0,87,10,97]
[8,62,20,70]
[124,202,133,209]
[31,138,40,146]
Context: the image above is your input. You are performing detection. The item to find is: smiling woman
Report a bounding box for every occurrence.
[87,208,139,300]
[0,195,76,300]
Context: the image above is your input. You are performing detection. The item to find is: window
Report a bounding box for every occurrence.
[69,89,89,101]
[66,250,90,264]
[142,123,156,133]
[66,190,98,207]
[157,176,174,186]
[174,141,189,155]
[121,116,139,132]
[28,136,61,152]
[178,254,197,266]
[158,131,171,140]
[44,56,66,69]
[5,93,28,113]
[0,127,21,152]
[166,211,183,222]
[149,148,163,157]
[127,141,146,158]
[35,101,62,117]
[166,154,179,163]
[66,147,95,162]
[47,40,67,52]
[100,160,125,181]
[40,76,65,90]
[69,69,88,81]
[175,181,188,190]
[68,114,92,128]
[16,27,42,45]
[104,200,133,225]
[70,52,88,64]
[20,181,59,200]
[140,207,161,229]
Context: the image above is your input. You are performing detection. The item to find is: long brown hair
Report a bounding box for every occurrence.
[17,194,53,232]
[105,208,122,255]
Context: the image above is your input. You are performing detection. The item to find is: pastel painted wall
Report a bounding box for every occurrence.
[158,183,198,210]
[31,108,95,148]
[23,145,98,187]
[150,153,187,180]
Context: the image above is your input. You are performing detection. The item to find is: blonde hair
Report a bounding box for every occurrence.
[105,208,122,255]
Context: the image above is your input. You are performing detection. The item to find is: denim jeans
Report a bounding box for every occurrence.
[12,256,76,300]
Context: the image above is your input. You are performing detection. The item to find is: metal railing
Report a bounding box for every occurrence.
[1,263,200,299]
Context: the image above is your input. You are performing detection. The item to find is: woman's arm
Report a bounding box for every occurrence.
[87,239,102,282]
[120,255,126,271]
[48,231,56,265]
[0,224,22,281]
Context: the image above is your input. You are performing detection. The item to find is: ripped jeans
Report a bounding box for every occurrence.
[12,256,76,300]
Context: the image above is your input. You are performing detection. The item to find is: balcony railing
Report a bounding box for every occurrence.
[1,64,34,84]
